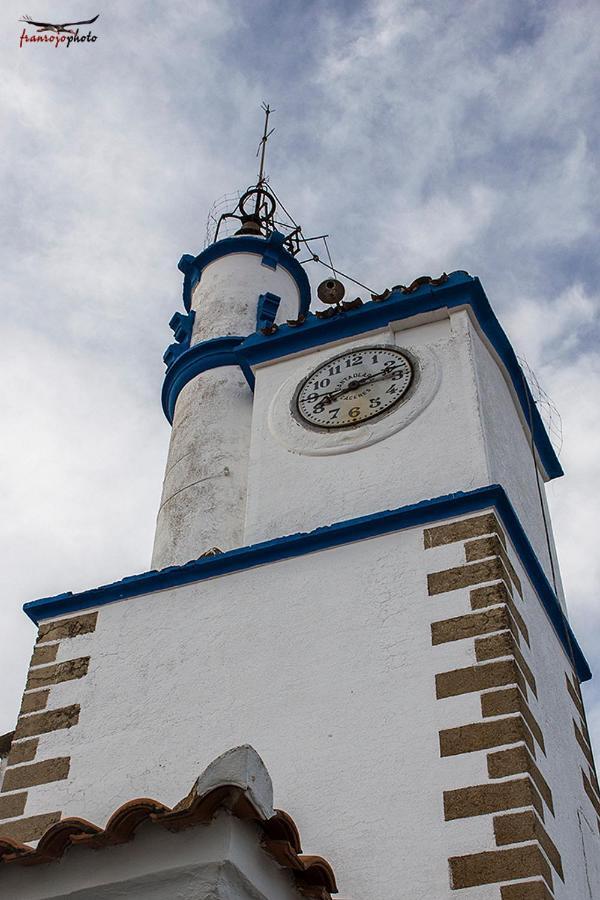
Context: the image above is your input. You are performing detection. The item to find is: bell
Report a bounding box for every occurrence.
[235,215,263,236]
[317,278,345,305]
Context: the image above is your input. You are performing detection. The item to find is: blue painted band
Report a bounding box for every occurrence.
[23,484,589,681]
[161,336,255,422]
[178,232,311,318]
[163,309,196,369]
[162,271,561,480]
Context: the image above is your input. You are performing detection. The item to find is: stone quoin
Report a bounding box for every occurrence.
[1,175,599,899]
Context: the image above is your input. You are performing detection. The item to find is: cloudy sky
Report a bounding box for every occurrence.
[1,0,599,751]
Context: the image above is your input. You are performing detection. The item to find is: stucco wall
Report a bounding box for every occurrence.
[151,366,253,567]
[5,513,597,897]
[152,250,303,569]
[243,311,489,545]
[188,251,304,343]
[5,528,483,897]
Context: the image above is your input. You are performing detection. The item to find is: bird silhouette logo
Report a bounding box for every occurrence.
[20,13,99,35]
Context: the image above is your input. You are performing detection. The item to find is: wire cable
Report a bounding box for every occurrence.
[323,236,337,280]
[304,255,377,294]
[269,181,378,294]
[520,366,581,678]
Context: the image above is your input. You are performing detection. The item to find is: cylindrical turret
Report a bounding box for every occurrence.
[151,236,309,569]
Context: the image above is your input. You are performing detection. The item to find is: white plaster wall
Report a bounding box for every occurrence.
[151,367,253,567]
[243,312,490,545]
[8,515,598,896]
[243,308,567,614]
[152,250,303,569]
[189,251,304,343]
[13,528,501,899]
[468,317,565,601]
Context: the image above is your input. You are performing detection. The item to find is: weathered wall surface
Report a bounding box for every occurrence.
[151,367,253,567]
[188,252,304,342]
[152,251,302,570]
[3,511,598,897]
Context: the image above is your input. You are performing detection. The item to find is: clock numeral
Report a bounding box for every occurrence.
[297,348,413,428]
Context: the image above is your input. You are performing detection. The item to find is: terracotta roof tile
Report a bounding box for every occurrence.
[0,782,337,897]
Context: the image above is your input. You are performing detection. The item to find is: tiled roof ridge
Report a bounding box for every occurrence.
[0,781,338,897]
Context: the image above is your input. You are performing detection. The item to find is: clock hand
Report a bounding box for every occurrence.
[301,365,405,408]
[315,365,404,403]
[347,365,403,389]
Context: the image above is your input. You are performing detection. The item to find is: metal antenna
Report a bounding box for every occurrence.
[209,103,301,249]
[255,102,275,217]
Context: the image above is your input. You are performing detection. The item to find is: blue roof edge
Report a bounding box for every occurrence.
[23,484,590,682]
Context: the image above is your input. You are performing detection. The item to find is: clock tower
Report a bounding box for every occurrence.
[1,173,599,900]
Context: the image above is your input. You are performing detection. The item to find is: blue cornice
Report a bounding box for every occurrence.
[162,336,255,422]
[23,485,590,681]
[162,270,562,480]
[178,231,312,317]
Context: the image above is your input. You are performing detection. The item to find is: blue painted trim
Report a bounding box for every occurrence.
[161,336,255,422]
[178,232,311,318]
[160,271,561,480]
[23,485,590,681]
[162,342,186,370]
[260,230,285,270]
[256,292,281,331]
[169,310,196,344]
[163,309,196,369]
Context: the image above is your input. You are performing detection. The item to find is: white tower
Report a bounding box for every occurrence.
[1,154,599,899]
[151,229,310,568]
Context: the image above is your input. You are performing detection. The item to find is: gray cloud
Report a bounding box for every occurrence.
[2,0,599,750]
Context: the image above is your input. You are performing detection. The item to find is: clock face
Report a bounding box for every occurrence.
[294,345,415,429]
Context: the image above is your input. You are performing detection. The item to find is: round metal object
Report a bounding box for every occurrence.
[317,278,345,305]
[238,187,276,220]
